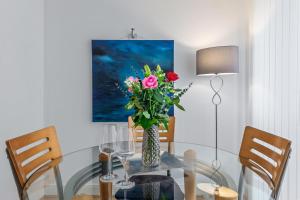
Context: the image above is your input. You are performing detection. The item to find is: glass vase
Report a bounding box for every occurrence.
[142,125,160,167]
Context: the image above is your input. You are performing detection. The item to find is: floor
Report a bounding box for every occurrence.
[41,195,100,200]
[41,194,205,200]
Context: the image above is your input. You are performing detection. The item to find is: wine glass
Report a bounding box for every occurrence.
[115,126,136,189]
[99,124,118,181]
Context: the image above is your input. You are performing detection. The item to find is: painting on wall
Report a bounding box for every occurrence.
[92,40,174,122]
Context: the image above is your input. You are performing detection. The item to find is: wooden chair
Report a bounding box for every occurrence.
[6,126,62,198]
[238,126,291,200]
[128,116,175,153]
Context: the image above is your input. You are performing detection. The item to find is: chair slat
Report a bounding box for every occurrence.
[245,128,290,149]
[17,141,52,162]
[134,132,144,137]
[248,141,282,163]
[7,127,54,150]
[23,151,54,176]
[244,151,276,177]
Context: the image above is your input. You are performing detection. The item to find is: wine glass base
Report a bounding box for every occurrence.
[115,180,135,189]
[100,174,118,182]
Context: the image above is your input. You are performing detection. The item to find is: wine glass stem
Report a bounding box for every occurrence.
[108,154,112,176]
[123,157,129,183]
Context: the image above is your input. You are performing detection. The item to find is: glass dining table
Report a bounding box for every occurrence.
[22,142,271,200]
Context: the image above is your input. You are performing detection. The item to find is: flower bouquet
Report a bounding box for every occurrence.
[122,65,191,167]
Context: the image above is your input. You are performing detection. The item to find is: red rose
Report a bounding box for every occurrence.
[166,71,179,82]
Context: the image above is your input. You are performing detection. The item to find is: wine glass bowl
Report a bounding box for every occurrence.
[100,143,115,155]
[99,124,118,182]
[115,126,136,189]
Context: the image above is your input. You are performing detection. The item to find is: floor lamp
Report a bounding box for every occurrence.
[196,46,239,196]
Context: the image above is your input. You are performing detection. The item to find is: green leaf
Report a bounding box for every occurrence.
[175,103,185,111]
[173,97,180,104]
[140,116,151,129]
[158,114,169,119]
[164,96,172,104]
[161,194,168,200]
[125,102,134,110]
[133,99,143,110]
[144,65,151,77]
[162,121,169,130]
[156,65,162,72]
[143,111,150,119]
[153,92,163,103]
[169,89,176,93]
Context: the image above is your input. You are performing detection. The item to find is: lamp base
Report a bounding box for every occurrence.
[197,183,219,195]
[197,183,238,199]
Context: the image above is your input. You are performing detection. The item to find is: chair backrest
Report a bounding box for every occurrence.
[239,126,291,195]
[128,116,175,143]
[6,126,62,188]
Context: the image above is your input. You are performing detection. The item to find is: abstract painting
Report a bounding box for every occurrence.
[92,40,174,122]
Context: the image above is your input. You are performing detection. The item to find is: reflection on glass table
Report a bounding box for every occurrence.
[22,142,272,200]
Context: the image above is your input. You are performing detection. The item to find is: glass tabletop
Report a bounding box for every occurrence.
[22,142,272,200]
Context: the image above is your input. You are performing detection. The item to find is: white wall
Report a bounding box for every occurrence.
[0,0,44,199]
[0,0,250,198]
[44,0,249,154]
[250,0,300,199]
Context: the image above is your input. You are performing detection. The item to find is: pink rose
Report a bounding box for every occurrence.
[125,77,139,92]
[142,75,158,89]
[126,76,139,93]
[127,76,135,82]
[126,76,139,83]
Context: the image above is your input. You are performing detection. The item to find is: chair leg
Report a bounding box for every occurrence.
[6,149,25,200]
[167,169,171,177]
[53,166,64,200]
[21,191,29,200]
[269,193,275,200]
[270,190,278,200]
[167,142,174,177]
[238,167,245,200]
[271,152,291,200]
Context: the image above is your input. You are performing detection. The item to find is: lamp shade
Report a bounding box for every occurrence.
[196,46,239,75]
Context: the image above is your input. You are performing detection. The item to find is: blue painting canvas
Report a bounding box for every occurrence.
[92,40,174,122]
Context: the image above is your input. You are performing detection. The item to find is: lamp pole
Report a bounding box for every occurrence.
[210,75,223,167]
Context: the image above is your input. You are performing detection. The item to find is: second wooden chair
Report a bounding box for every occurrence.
[128,116,175,153]
[238,126,291,200]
